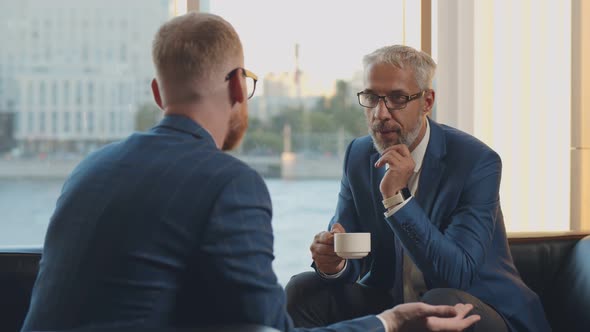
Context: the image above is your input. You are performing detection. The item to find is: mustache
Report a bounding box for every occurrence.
[371,122,401,133]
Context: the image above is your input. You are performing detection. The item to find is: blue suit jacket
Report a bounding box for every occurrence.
[322,118,550,332]
[22,115,383,332]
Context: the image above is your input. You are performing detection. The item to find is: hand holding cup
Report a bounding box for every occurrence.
[310,223,347,275]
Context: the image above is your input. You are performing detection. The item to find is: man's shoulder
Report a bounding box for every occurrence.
[348,135,376,156]
[432,123,503,180]
[437,122,499,160]
[188,150,266,192]
[216,152,262,178]
[72,132,261,186]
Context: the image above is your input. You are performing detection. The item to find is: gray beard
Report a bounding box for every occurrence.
[372,116,424,154]
[400,116,423,147]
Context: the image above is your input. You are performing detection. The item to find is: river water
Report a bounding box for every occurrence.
[0,178,340,286]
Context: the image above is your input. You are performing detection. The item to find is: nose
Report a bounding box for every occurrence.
[373,98,392,121]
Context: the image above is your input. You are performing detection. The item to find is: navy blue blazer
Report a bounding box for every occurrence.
[22,115,383,332]
[322,118,550,332]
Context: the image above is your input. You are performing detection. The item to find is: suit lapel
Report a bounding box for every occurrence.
[416,154,445,220]
[370,149,404,294]
[370,118,447,219]
[370,152,386,218]
[368,119,446,297]
[416,118,447,225]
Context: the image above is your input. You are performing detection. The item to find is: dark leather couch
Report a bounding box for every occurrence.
[507,232,590,331]
[2,233,589,332]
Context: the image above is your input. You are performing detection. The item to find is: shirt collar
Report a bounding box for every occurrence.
[411,118,430,173]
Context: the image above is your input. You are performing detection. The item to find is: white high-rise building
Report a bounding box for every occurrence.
[0,0,174,153]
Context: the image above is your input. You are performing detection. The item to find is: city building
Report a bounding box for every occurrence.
[0,0,173,155]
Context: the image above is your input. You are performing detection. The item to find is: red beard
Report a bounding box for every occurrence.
[222,106,248,151]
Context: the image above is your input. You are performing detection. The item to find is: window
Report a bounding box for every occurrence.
[111,85,117,106]
[75,81,82,106]
[39,112,45,133]
[87,82,94,105]
[432,0,574,231]
[118,82,126,105]
[63,81,70,105]
[64,111,70,133]
[88,112,94,133]
[76,112,82,133]
[118,109,124,133]
[27,81,34,108]
[3,0,585,290]
[15,111,21,135]
[120,44,127,62]
[206,0,420,285]
[1,0,419,285]
[27,112,33,133]
[51,81,58,106]
[82,44,89,62]
[51,111,58,134]
[110,111,116,133]
[39,82,46,106]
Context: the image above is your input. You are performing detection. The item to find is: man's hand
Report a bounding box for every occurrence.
[378,302,481,332]
[310,223,346,275]
[375,144,415,199]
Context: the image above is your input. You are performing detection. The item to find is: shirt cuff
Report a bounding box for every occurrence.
[384,196,413,218]
[316,260,348,279]
[376,314,391,332]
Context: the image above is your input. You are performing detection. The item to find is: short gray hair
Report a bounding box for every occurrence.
[362,45,436,90]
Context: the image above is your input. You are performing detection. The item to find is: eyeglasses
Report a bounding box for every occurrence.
[357,90,425,111]
[225,67,258,99]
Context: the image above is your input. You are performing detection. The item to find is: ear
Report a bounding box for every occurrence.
[227,73,246,106]
[423,89,435,114]
[151,78,164,109]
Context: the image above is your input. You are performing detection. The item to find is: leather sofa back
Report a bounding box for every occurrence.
[0,250,41,332]
[545,235,590,331]
[508,233,590,331]
[2,234,589,331]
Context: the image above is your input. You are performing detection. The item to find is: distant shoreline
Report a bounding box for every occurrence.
[0,155,344,180]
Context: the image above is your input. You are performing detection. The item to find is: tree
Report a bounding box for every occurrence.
[317,80,366,137]
[239,80,367,155]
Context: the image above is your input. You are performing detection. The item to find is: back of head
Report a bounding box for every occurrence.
[152,12,243,105]
[363,45,436,90]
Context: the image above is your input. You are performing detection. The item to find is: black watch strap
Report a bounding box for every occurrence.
[400,187,411,200]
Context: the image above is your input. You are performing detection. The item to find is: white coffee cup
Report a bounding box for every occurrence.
[334,232,371,259]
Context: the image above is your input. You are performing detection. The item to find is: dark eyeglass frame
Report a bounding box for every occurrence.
[225,67,258,99]
[356,90,425,111]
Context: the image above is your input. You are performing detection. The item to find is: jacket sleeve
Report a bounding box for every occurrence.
[385,150,502,290]
[201,167,295,330]
[311,139,365,284]
[203,167,383,332]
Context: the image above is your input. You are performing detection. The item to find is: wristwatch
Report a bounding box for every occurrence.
[382,187,412,209]
[399,187,411,200]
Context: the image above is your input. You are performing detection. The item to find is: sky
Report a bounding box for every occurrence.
[204,0,421,95]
